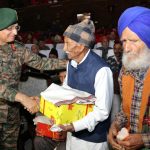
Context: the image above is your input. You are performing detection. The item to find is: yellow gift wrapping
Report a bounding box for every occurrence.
[40,96,93,125]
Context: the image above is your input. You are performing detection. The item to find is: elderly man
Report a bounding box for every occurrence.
[59,19,113,150]
[106,40,122,122]
[0,8,66,150]
[108,6,150,150]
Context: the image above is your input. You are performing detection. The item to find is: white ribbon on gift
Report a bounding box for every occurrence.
[33,115,53,125]
[40,83,96,105]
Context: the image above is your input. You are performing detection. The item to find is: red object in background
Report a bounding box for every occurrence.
[31,0,38,5]
[31,0,49,5]
[36,122,67,141]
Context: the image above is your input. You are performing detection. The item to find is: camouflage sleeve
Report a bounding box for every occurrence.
[22,47,67,71]
[0,84,17,102]
[142,133,150,148]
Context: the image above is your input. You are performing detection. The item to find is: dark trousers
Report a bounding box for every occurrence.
[0,104,20,150]
[34,136,66,150]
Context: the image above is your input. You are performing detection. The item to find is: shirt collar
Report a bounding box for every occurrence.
[71,49,90,68]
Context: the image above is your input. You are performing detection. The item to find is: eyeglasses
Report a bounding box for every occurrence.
[6,25,21,32]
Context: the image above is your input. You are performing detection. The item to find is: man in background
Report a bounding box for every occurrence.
[106,40,122,122]
[96,36,113,61]
[31,44,46,57]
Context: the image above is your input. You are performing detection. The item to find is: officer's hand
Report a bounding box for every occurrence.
[24,96,40,114]
[15,92,39,114]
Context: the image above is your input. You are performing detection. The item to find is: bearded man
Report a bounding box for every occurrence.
[108,6,150,150]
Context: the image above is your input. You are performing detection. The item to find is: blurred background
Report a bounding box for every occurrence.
[0,0,150,32]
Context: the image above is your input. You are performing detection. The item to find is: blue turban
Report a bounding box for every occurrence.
[118,6,150,48]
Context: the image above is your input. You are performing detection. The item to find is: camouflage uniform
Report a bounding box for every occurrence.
[0,41,66,149]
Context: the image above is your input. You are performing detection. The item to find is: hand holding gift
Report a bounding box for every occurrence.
[116,128,144,149]
[40,83,95,125]
[116,127,129,141]
[58,123,75,132]
[33,116,67,141]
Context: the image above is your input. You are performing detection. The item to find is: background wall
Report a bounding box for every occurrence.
[0,0,150,32]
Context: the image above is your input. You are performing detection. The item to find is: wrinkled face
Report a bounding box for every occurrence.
[0,23,19,45]
[121,27,150,70]
[121,27,146,61]
[63,37,85,63]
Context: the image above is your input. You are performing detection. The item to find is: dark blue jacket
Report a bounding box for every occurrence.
[67,50,110,143]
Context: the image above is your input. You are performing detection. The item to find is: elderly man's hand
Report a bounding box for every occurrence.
[58,123,75,132]
[107,122,122,150]
[117,134,144,150]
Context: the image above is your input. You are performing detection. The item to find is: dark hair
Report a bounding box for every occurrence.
[114,39,122,45]
[49,48,58,58]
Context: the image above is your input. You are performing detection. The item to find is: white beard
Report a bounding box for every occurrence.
[122,46,150,71]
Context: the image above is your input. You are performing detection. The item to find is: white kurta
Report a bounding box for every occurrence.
[63,50,114,150]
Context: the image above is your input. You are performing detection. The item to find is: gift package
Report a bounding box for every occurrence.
[39,83,94,124]
[36,122,67,141]
[40,96,93,125]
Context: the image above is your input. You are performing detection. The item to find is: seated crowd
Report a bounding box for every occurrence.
[1,6,149,150]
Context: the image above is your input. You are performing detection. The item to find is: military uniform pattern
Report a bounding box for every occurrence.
[0,103,20,150]
[0,41,66,149]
